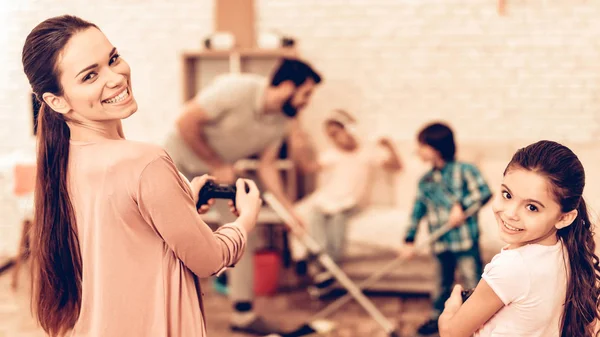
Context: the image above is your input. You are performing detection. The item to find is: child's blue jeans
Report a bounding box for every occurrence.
[309,208,354,263]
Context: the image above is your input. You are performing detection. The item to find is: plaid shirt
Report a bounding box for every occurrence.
[405,161,492,254]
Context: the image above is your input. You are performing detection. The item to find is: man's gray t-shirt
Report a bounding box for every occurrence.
[165,73,290,176]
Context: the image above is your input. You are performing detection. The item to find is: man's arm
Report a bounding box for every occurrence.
[176,100,237,183]
[258,141,292,209]
[176,74,245,181]
[258,141,304,226]
[288,119,320,173]
[176,100,226,169]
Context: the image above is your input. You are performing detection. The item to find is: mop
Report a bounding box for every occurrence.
[263,191,484,337]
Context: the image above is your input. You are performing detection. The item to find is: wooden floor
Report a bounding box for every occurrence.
[0,266,434,337]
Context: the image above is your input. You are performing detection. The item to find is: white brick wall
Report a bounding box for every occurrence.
[1,0,600,255]
[258,0,600,145]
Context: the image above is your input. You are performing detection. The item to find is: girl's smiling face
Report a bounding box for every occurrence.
[492,167,576,248]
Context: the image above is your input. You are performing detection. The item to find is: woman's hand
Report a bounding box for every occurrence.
[190,174,216,214]
[231,179,262,233]
[197,199,215,214]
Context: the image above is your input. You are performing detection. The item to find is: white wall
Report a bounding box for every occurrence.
[1,0,600,255]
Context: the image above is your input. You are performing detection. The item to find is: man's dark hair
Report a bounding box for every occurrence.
[270,58,322,87]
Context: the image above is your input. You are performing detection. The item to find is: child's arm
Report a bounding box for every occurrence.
[440,250,529,337]
[460,164,493,212]
[405,185,427,243]
[377,138,403,172]
[439,281,504,337]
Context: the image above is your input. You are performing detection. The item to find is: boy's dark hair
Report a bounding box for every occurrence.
[270,58,322,87]
[506,140,600,337]
[417,122,456,162]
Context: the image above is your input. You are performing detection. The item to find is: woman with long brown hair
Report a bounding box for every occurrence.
[22,15,262,337]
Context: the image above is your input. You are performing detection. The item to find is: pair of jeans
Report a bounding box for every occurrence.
[309,208,352,264]
[431,244,483,318]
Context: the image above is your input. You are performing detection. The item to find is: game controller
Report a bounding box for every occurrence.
[461,288,475,302]
[197,180,236,209]
[196,180,250,209]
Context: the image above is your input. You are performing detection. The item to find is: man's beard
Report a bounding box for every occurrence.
[281,96,298,118]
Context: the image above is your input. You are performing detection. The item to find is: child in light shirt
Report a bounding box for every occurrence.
[305,109,402,298]
[439,140,600,337]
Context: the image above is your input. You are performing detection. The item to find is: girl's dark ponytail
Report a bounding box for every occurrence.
[557,198,600,337]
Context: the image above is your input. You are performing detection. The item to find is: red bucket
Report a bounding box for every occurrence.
[253,249,281,296]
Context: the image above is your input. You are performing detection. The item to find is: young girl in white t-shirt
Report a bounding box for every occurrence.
[438,140,600,337]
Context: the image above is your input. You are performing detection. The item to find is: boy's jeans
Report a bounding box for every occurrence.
[431,244,483,318]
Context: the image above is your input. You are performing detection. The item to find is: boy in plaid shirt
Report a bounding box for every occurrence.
[401,122,492,336]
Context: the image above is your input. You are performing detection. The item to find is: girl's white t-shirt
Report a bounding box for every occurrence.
[475,240,569,337]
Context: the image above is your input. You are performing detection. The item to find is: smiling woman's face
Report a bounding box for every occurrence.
[49,27,137,124]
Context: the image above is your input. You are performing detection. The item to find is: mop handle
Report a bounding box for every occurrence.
[262,192,322,252]
[262,192,303,232]
[414,202,482,252]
